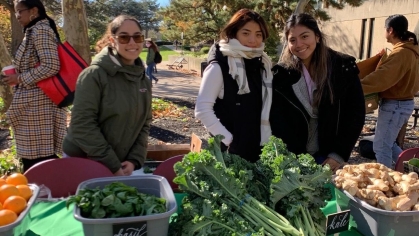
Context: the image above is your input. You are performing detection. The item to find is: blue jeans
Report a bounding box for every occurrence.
[373,99,414,168]
[146,63,157,82]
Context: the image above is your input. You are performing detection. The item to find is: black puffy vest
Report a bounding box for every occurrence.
[209,44,264,162]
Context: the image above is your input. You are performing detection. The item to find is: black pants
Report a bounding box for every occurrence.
[21,155,59,173]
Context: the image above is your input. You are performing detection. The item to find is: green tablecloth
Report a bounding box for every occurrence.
[13,200,83,236]
[12,189,363,236]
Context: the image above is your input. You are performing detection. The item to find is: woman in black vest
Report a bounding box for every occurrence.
[270,13,365,171]
[195,9,272,162]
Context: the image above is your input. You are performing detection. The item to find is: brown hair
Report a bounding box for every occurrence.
[281,13,333,105]
[146,40,158,52]
[220,9,269,42]
[95,15,142,53]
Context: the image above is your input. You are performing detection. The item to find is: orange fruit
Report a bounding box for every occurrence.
[3,196,27,215]
[0,209,17,226]
[6,173,28,186]
[16,185,32,201]
[0,184,19,204]
[0,202,2,210]
[0,179,6,188]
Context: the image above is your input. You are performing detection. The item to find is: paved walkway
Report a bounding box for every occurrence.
[150,61,202,98]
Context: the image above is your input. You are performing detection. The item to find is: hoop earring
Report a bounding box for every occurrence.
[29,15,37,21]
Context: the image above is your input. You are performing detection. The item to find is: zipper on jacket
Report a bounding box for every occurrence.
[275,89,310,143]
[336,99,341,135]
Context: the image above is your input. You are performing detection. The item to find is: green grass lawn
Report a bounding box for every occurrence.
[139,45,179,62]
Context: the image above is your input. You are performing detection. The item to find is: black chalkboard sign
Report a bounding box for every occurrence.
[326,210,350,235]
[113,221,147,236]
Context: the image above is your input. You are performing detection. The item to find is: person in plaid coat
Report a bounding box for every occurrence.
[3,0,66,172]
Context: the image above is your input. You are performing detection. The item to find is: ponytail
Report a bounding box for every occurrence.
[402,31,418,45]
[46,16,60,42]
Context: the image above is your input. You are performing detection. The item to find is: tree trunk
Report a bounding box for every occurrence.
[62,0,91,64]
[1,0,24,54]
[0,33,14,113]
[295,0,310,14]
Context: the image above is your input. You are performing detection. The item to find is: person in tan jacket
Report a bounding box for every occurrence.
[361,14,419,168]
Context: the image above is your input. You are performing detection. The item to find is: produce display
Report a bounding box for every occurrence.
[0,173,32,226]
[169,136,332,236]
[333,163,419,211]
[66,182,167,218]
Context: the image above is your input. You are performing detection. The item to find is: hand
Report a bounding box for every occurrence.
[121,161,135,176]
[3,74,19,86]
[377,48,385,57]
[113,168,125,176]
[322,158,342,173]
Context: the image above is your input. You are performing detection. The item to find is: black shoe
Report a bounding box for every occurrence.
[155,79,159,84]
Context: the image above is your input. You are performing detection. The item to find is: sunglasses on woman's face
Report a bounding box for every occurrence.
[113,34,144,44]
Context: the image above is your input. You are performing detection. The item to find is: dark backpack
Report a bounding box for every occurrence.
[154,51,162,64]
[358,135,376,160]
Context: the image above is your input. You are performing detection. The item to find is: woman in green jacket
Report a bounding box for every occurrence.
[145,39,159,83]
[62,15,152,176]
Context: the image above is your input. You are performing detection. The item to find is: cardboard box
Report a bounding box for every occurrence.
[146,133,202,161]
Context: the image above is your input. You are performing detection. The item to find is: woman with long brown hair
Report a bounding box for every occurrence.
[145,38,158,83]
[63,15,152,176]
[270,13,365,171]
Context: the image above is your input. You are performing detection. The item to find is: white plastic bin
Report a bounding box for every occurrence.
[73,175,177,236]
[0,184,40,236]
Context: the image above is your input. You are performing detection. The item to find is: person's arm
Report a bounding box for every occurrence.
[69,67,121,173]
[20,25,60,87]
[361,49,409,95]
[195,63,233,146]
[328,58,366,165]
[125,82,152,171]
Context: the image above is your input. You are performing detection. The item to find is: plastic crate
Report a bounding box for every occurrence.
[342,189,419,236]
[73,175,177,236]
[0,184,40,236]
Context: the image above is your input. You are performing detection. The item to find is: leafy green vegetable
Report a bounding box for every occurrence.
[408,158,419,168]
[66,182,167,219]
[258,137,333,236]
[143,166,153,173]
[171,135,301,236]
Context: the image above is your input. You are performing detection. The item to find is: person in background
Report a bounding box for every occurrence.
[62,15,152,176]
[195,9,272,163]
[361,14,419,168]
[270,13,365,172]
[145,38,159,84]
[3,0,66,172]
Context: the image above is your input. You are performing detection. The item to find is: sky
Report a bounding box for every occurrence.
[157,0,169,7]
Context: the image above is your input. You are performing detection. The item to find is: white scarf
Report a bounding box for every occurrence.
[219,39,273,145]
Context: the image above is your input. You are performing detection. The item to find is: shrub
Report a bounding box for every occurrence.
[183,46,191,51]
[200,47,210,54]
[155,41,173,46]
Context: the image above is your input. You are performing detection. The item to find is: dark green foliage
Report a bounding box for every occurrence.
[200,46,210,54]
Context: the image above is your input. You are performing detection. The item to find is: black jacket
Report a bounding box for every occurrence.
[270,49,365,162]
[207,44,264,162]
